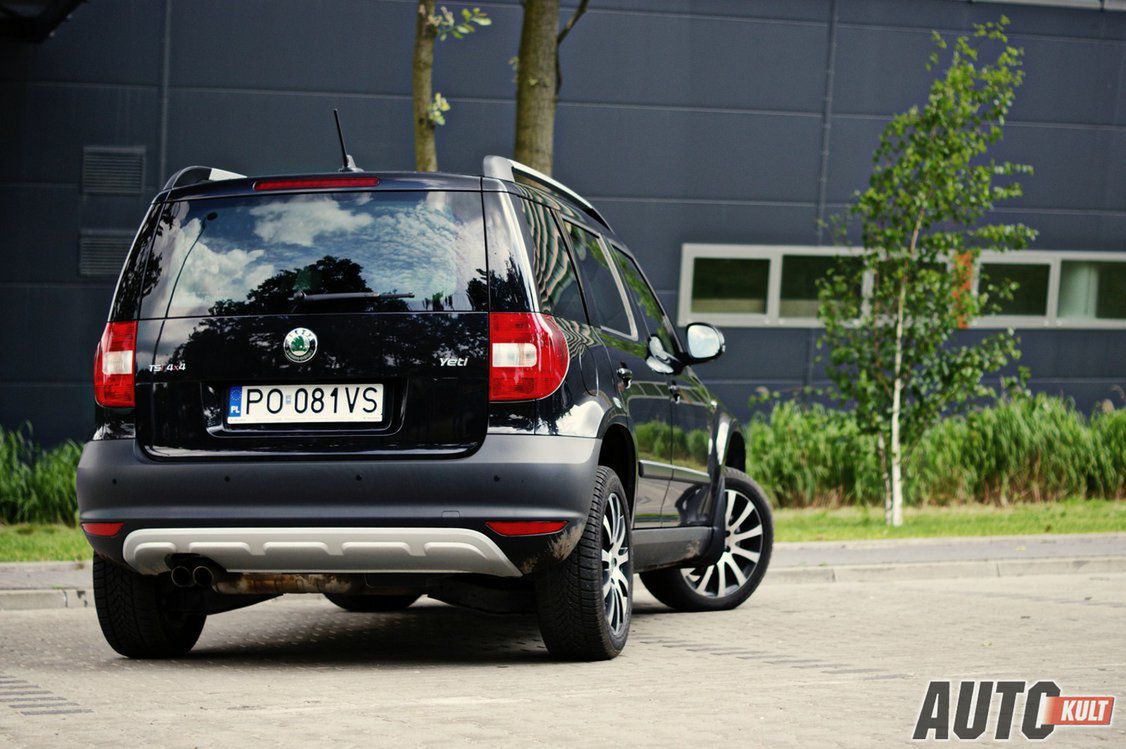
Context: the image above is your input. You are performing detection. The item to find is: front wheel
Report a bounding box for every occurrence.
[535,466,632,661]
[641,468,773,612]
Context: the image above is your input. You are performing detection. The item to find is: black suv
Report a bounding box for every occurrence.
[78,156,773,661]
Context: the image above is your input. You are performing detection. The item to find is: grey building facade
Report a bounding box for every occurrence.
[2,0,1124,444]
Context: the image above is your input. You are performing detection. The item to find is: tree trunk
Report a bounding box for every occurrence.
[888,274,907,528]
[514,0,559,175]
[412,0,438,172]
[877,432,892,525]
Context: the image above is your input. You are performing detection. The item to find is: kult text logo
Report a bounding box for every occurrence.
[913,680,1114,741]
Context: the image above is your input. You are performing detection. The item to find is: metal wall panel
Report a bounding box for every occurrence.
[0,0,1123,441]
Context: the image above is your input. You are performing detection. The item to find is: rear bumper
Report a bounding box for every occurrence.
[78,434,599,576]
[123,526,522,577]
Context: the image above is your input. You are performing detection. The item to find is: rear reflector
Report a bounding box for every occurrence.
[486,521,568,536]
[93,321,137,408]
[82,522,124,537]
[253,176,380,191]
[489,312,569,401]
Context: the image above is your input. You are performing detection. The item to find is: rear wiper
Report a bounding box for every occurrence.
[291,291,415,303]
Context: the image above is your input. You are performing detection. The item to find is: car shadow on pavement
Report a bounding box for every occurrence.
[187,602,552,666]
[175,598,677,667]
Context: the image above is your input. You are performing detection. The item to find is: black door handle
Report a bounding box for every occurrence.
[668,383,682,402]
[616,367,633,389]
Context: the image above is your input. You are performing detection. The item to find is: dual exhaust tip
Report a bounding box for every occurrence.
[170,564,215,589]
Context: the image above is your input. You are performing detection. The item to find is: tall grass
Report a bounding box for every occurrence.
[0,424,81,525]
[746,395,1126,508]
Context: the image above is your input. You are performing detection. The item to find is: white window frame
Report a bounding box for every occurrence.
[679,244,1126,330]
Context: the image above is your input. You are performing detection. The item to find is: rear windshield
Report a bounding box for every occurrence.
[138,191,486,318]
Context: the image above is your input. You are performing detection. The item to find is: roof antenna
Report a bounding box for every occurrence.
[333,109,361,172]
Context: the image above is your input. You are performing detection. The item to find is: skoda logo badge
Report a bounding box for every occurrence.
[283,327,317,363]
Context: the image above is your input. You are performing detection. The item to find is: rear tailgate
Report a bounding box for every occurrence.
[134,187,488,459]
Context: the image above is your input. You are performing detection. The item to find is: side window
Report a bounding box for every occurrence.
[562,222,636,338]
[518,199,586,323]
[610,245,679,354]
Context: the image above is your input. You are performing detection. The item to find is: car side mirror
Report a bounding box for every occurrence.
[684,323,725,364]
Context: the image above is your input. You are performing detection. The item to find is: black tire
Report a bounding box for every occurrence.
[641,468,773,612]
[535,466,632,661]
[324,593,420,612]
[92,554,206,659]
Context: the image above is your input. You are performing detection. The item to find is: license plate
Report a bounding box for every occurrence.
[227,384,384,424]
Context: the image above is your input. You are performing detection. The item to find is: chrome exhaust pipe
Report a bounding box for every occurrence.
[192,565,215,588]
[170,565,194,588]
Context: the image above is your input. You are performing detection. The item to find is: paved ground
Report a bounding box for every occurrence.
[1,571,1123,747]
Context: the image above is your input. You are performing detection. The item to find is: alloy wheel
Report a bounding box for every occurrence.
[680,489,764,598]
[601,491,631,635]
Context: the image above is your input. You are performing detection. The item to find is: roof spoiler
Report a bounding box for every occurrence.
[162,165,247,192]
[482,155,610,231]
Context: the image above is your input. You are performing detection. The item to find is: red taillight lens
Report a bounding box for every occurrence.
[253,176,380,191]
[489,312,570,401]
[81,522,124,537]
[93,321,137,408]
[486,521,568,536]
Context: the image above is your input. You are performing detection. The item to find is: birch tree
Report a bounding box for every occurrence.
[412,4,490,171]
[817,18,1036,526]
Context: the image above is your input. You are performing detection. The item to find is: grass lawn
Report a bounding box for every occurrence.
[775,498,1126,542]
[1,499,1124,561]
[0,524,90,562]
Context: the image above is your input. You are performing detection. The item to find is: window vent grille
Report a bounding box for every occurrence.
[82,146,145,194]
[79,230,133,277]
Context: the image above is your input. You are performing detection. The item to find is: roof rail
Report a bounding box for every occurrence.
[162,165,246,192]
[482,155,610,231]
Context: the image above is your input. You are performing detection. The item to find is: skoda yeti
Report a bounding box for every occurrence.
[78,157,773,661]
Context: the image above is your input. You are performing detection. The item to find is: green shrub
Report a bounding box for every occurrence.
[747,395,1126,508]
[0,424,81,525]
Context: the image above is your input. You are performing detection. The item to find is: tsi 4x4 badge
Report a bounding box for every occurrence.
[77,155,773,661]
[283,327,317,363]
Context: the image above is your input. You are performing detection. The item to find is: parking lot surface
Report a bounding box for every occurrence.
[1,572,1123,747]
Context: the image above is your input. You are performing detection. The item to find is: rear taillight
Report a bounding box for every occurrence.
[489,312,570,401]
[93,321,137,408]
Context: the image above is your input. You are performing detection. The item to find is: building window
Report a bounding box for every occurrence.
[1059,261,1126,321]
[679,244,1126,329]
[691,257,768,314]
[979,262,1051,317]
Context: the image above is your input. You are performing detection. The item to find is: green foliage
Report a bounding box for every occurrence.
[746,396,1126,508]
[427,92,451,126]
[814,19,1036,521]
[0,424,81,526]
[430,6,490,41]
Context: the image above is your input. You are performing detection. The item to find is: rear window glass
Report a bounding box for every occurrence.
[139,191,486,318]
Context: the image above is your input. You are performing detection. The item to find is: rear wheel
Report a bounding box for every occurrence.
[641,469,773,612]
[92,555,205,658]
[535,466,631,661]
[325,593,420,612]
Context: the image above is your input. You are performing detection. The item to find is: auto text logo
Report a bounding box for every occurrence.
[913,680,1114,741]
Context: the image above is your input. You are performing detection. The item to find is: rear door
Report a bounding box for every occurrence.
[562,222,671,529]
[607,245,706,527]
[135,188,489,459]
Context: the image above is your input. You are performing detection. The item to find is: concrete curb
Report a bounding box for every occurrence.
[767,555,1126,586]
[1,556,1124,610]
[0,588,91,611]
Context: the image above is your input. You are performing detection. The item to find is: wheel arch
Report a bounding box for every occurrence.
[597,422,637,520]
